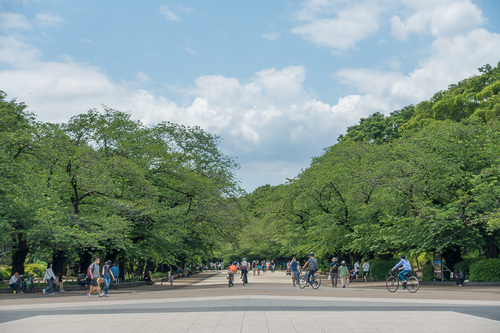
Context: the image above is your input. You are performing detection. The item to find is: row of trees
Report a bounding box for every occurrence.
[231,63,500,271]
[1,97,243,276]
[2,62,499,277]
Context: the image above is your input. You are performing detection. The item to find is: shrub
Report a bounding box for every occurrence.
[453,258,483,279]
[25,262,46,278]
[369,259,399,280]
[422,264,434,281]
[469,259,500,282]
[0,267,11,280]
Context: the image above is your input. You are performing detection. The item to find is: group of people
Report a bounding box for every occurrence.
[9,263,65,295]
[85,257,120,298]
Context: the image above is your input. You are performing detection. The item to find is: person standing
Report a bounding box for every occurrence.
[101,260,115,297]
[43,262,56,296]
[110,263,119,289]
[339,261,350,288]
[87,257,102,298]
[362,260,370,282]
[329,257,340,288]
[290,257,301,287]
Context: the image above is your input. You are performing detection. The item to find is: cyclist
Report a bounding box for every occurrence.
[240,258,249,285]
[302,252,318,286]
[392,254,412,288]
[227,261,238,287]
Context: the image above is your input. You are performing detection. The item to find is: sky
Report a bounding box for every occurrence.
[1,0,500,193]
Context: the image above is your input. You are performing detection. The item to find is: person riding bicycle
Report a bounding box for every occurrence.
[240,258,249,284]
[227,261,238,286]
[392,254,412,288]
[302,252,318,286]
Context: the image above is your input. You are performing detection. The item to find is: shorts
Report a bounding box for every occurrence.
[291,271,299,279]
[91,278,98,287]
[363,271,369,277]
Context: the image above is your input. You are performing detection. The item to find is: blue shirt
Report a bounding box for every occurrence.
[330,262,340,273]
[393,259,412,271]
[111,266,119,277]
[290,261,299,272]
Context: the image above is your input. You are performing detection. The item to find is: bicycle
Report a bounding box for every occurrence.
[386,269,419,293]
[16,274,35,293]
[227,273,234,287]
[298,271,321,289]
[241,270,248,286]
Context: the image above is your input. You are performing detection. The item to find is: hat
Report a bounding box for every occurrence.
[332,257,337,261]
[309,252,314,257]
[341,261,345,264]
[105,260,112,265]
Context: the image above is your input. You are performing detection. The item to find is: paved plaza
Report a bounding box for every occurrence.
[1,271,499,332]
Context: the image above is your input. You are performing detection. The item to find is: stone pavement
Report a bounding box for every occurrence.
[1,271,499,332]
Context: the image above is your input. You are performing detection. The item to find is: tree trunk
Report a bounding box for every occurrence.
[11,234,29,275]
[145,259,155,274]
[78,250,92,274]
[484,232,499,258]
[442,247,462,277]
[135,258,145,277]
[52,249,67,276]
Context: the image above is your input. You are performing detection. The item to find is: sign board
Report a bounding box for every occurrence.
[433,252,443,280]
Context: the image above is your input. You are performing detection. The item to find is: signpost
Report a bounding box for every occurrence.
[433,252,443,281]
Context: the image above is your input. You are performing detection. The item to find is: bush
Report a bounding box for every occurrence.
[369,259,399,280]
[469,259,500,282]
[422,264,434,281]
[25,262,46,278]
[453,258,483,279]
[0,267,11,280]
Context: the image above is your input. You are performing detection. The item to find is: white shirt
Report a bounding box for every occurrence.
[9,275,18,284]
[354,262,360,272]
[362,262,370,272]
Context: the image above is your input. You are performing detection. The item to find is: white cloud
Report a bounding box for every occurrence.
[0,12,32,30]
[292,0,385,51]
[336,27,500,114]
[159,5,181,22]
[262,32,280,41]
[391,0,484,40]
[34,13,65,27]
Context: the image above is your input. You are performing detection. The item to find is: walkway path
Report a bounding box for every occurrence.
[1,271,499,332]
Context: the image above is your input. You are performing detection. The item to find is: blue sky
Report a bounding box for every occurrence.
[1,0,500,192]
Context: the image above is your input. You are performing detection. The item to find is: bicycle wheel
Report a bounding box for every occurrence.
[27,284,35,293]
[311,276,321,289]
[386,276,399,292]
[298,275,308,289]
[406,276,419,293]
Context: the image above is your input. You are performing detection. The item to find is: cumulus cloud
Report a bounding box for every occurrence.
[292,0,385,51]
[391,0,484,40]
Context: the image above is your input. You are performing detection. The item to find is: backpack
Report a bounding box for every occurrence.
[85,264,93,281]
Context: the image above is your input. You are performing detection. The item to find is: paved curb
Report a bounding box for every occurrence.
[0,281,148,294]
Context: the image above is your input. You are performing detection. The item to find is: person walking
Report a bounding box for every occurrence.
[329,257,340,288]
[362,260,370,282]
[87,257,103,298]
[290,257,301,287]
[110,263,119,289]
[353,260,360,282]
[42,262,56,296]
[339,261,350,288]
[101,260,115,297]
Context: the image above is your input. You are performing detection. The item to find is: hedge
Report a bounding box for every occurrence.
[469,258,500,282]
[453,258,483,279]
[369,259,400,280]
[422,264,434,281]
